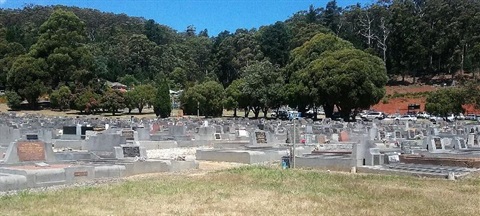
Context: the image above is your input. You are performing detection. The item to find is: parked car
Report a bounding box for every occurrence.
[271,110,289,120]
[416,112,430,119]
[466,114,477,121]
[456,113,466,120]
[395,115,417,121]
[429,114,455,122]
[429,115,443,123]
[303,110,316,119]
[362,112,386,121]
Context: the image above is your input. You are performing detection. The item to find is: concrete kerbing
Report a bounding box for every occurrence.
[0,173,27,191]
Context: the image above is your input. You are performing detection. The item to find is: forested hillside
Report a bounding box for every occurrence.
[0,0,479,119]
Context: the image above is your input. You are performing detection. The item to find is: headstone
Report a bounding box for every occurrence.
[85,133,125,158]
[304,134,315,144]
[136,127,150,141]
[384,153,400,164]
[454,138,467,150]
[331,133,339,142]
[339,131,349,142]
[427,136,445,152]
[122,146,140,157]
[305,125,313,134]
[3,140,56,164]
[254,131,267,144]
[467,134,479,147]
[379,131,386,140]
[365,148,383,166]
[121,129,135,141]
[114,144,147,159]
[394,131,402,140]
[26,134,38,140]
[317,135,327,144]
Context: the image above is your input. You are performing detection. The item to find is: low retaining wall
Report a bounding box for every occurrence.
[196,149,288,164]
[400,155,480,168]
[139,141,178,150]
[53,140,84,150]
[0,159,199,192]
[294,155,353,171]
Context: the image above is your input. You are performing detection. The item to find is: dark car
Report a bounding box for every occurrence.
[272,110,288,120]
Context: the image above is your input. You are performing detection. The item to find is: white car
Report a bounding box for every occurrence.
[362,112,385,121]
[395,115,417,121]
[446,114,456,122]
[466,114,477,121]
[429,116,444,122]
[455,113,466,120]
[416,112,430,119]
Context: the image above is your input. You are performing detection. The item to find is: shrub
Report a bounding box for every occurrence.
[6,91,22,110]
[153,79,171,118]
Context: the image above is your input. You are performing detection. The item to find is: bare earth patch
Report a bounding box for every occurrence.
[0,166,479,216]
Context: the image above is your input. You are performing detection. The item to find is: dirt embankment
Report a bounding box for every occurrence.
[372,85,480,114]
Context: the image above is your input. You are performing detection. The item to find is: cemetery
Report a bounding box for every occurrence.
[1,112,480,192]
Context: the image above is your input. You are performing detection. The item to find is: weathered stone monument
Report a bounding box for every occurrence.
[3,140,56,164]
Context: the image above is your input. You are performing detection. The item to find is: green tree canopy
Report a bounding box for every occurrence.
[50,85,72,111]
[129,84,156,114]
[242,60,285,118]
[28,9,94,89]
[5,91,22,111]
[425,88,466,117]
[304,49,388,120]
[181,81,224,117]
[287,33,354,78]
[74,89,101,114]
[153,79,172,118]
[224,78,248,117]
[7,56,49,109]
[287,33,354,114]
[100,89,125,116]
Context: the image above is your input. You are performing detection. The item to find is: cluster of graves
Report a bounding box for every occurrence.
[1,113,480,191]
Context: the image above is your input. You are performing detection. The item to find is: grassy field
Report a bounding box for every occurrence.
[0,103,274,119]
[0,166,479,216]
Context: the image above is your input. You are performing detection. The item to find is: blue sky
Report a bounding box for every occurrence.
[0,0,373,35]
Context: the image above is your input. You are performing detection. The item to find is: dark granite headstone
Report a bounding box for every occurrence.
[255,131,267,144]
[26,134,38,140]
[81,126,94,135]
[63,126,77,135]
[122,146,140,157]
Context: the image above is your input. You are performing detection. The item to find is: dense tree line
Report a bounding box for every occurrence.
[0,1,478,119]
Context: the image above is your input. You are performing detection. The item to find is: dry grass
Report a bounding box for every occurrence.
[0,103,270,119]
[0,166,479,216]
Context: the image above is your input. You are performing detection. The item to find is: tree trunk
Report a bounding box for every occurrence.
[128,108,132,114]
[138,107,143,114]
[233,108,237,117]
[262,107,268,119]
[323,103,334,118]
[460,44,465,75]
[253,107,260,119]
[413,70,417,84]
[244,108,250,118]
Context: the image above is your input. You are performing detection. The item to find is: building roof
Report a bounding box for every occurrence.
[106,81,127,88]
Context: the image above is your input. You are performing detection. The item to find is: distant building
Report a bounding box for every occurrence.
[106,81,128,92]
